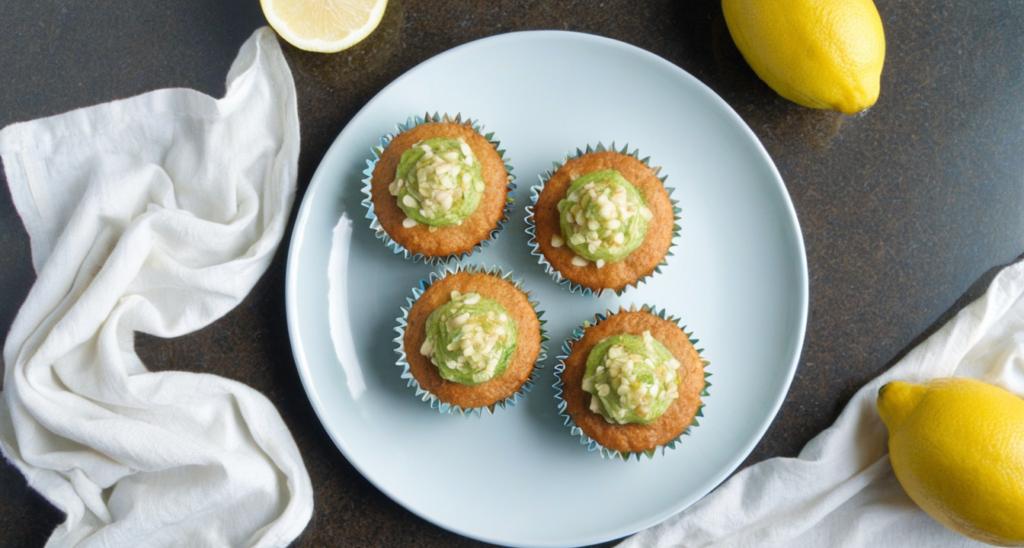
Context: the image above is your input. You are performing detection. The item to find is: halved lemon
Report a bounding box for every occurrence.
[261,0,388,53]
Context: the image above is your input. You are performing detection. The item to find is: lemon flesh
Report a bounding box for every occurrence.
[722,0,885,114]
[877,378,1024,546]
[261,0,387,53]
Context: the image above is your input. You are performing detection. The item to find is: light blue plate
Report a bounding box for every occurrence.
[285,30,808,548]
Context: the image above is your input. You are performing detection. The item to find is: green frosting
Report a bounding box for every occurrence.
[390,137,485,227]
[582,331,682,424]
[556,170,651,265]
[420,291,518,385]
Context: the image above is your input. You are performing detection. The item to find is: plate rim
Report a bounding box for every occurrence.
[285,29,809,547]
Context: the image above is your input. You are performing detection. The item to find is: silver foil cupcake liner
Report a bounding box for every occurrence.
[361,112,516,266]
[552,304,710,460]
[394,263,548,418]
[525,142,681,296]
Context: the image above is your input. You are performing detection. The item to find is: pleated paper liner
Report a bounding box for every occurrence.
[394,263,548,417]
[553,304,710,460]
[361,112,516,266]
[525,142,680,296]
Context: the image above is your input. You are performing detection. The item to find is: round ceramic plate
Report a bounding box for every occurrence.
[285,31,807,547]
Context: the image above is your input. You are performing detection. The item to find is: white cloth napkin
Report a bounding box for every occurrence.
[621,259,1024,548]
[0,27,312,548]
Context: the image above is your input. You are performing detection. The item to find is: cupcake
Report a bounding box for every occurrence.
[554,305,709,459]
[395,264,546,417]
[526,143,679,296]
[362,113,515,265]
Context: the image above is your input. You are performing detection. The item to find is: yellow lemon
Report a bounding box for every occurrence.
[261,0,387,53]
[877,378,1024,546]
[721,0,885,114]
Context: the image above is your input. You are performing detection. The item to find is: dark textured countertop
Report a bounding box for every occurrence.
[2,1,1023,546]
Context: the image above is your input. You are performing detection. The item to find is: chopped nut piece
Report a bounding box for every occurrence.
[420,339,434,356]
[449,312,471,329]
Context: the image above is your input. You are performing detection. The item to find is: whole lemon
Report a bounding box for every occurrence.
[721,0,885,114]
[877,378,1024,546]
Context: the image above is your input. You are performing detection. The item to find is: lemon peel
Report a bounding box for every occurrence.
[877,378,1024,546]
[722,0,885,114]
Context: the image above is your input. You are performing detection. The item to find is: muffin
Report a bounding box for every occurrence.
[362,113,515,265]
[554,305,709,459]
[395,264,546,416]
[526,143,679,295]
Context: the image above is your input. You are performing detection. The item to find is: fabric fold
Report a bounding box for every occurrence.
[0,27,313,548]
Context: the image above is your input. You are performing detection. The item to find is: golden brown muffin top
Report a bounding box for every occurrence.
[404,270,542,410]
[560,309,705,454]
[371,121,510,258]
[533,151,674,293]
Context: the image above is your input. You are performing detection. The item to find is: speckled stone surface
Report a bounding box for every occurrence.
[1,1,1023,546]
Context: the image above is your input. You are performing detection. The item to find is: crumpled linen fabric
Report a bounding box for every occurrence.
[0,27,313,548]
[620,260,1024,548]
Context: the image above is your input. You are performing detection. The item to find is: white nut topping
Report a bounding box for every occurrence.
[584,330,683,423]
[448,312,471,329]
[397,137,480,226]
[550,234,565,248]
[402,217,418,228]
[558,173,649,266]
[571,256,589,267]
[421,291,516,383]
[582,376,596,392]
